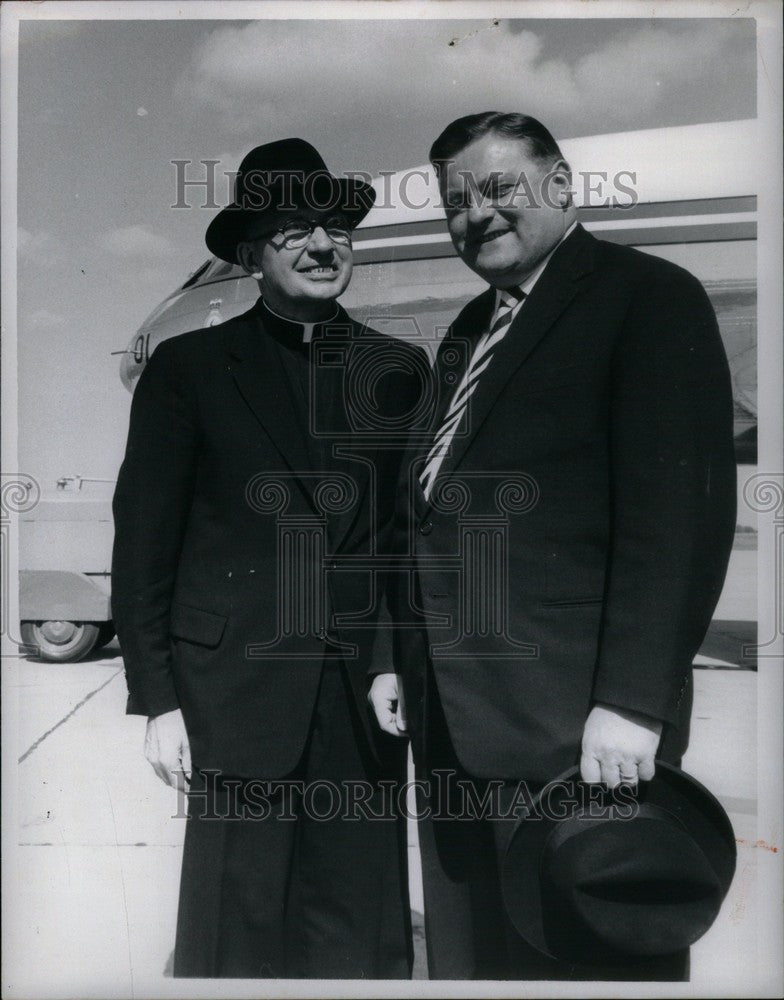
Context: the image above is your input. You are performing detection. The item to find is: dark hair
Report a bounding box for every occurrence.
[429,112,564,174]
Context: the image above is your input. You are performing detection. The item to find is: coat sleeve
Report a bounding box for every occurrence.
[111,338,199,717]
[591,265,737,726]
[367,338,431,678]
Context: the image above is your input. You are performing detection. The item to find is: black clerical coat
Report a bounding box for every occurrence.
[112,299,426,779]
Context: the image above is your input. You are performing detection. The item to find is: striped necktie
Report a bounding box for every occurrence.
[419,286,526,500]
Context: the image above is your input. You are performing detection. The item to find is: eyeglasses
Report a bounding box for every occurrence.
[270,216,353,248]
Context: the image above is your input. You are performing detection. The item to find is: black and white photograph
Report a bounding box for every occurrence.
[1,1,782,997]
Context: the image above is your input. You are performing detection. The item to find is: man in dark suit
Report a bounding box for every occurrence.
[112,139,424,979]
[368,112,737,980]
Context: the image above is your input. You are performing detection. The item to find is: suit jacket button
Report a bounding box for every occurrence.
[419,520,433,535]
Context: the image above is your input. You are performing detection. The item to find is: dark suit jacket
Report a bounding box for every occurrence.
[112,299,425,779]
[390,225,737,782]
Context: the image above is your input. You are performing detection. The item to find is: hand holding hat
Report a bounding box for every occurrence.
[580,702,663,788]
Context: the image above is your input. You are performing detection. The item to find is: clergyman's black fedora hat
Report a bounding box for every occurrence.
[502,762,736,964]
[205,138,376,263]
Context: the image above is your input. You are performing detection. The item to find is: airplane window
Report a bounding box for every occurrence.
[208,261,239,280]
[180,258,241,290]
[180,259,212,290]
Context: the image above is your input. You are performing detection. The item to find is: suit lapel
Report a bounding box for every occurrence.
[410,288,493,514]
[424,226,597,507]
[225,306,319,514]
[431,288,496,427]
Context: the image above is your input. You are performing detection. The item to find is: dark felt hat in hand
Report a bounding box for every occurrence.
[502,762,736,964]
[205,138,376,263]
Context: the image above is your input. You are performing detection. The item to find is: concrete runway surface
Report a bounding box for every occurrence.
[4,546,777,997]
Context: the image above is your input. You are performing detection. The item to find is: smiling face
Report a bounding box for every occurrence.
[237,209,354,320]
[439,132,574,289]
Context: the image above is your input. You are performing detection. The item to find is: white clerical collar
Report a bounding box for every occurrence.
[494,220,577,310]
[262,299,340,343]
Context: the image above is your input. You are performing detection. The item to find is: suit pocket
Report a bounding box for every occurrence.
[169,602,227,647]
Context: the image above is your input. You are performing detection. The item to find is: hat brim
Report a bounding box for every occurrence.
[205,175,376,263]
[501,761,737,961]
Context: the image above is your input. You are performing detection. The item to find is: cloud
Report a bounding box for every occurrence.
[573,21,750,122]
[174,19,754,172]
[99,225,176,260]
[175,20,567,139]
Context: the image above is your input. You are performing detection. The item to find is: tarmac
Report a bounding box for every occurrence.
[4,545,781,998]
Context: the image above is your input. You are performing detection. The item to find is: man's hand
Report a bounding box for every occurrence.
[368,673,407,738]
[144,707,191,792]
[580,703,663,787]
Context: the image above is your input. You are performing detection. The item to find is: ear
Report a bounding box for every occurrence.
[549,159,574,208]
[237,241,263,279]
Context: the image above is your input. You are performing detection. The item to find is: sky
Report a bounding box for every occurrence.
[13,12,756,487]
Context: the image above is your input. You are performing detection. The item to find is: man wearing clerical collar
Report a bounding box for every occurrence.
[112,139,425,979]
